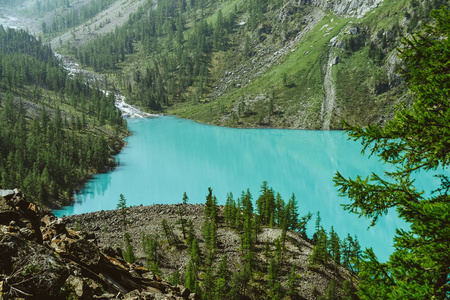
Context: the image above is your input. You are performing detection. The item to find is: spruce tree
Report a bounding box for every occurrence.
[123,232,135,263]
[117,194,128,231]
[286,265,301,297]
[176,192,189,239]
[334,7,450,299]
[267,258,282,300]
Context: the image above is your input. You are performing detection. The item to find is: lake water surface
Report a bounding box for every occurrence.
[54,116,441,261]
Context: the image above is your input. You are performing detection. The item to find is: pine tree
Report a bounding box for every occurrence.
[117,194,128,231]
[309,228,328,267]
[285,193,299,230]
[287,265,301,297]
[176,192,189,239]
[185,259,199,293]
[319,279,338,300]
[123,232,135,263]
[334,8,450,299]
[328,226,341,265]
[267,258,282,300]
[203,267,215,299]
[186,219,196,250]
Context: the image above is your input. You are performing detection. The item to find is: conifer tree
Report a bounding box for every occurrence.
[267,258,282,300]
[287,265,301,297]
[328,226,341,265]
[123,232,135,263]
[319,278,338,300]
[185,259,199,293]
[203,267,215,299]
[334,7,450,298]
[176,192,189,239]
[186,220,196,250]
[117,194,128,231]
[309,228,328,267]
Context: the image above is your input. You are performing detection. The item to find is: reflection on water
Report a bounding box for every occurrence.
[54,116,445,262]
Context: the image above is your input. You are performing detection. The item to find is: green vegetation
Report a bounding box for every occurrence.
[123,231,136,263]
[62,0,449,129]
[117,193,128,231]
[151,184,360,299]
[334,7,450,299]
[42,0,116,35]
[0,27,127,206]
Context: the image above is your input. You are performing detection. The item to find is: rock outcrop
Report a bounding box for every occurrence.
[0,189,192,299]
[299,0,384,17]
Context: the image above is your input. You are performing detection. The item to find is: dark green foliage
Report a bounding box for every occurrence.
[333,7,450,299]
[123,232,136,263]
[176,192,189,239]
[286,265,301,297]
[185,259,200,293]
[328,226,341,265]
[203,267,215,299]
[189,238,202,268]
[204,187,218,220]
[224,192,236,226]
[215,255,231,299]
[203,188,218,265]
[284,193,299,230]
[0,27,125,206]
[318,278,338,300]
[176,182,364,299]
[142,233,160,268]
[43,0,116,35]
[168,269,183,286]
[151,261,161,276]
[256,181,276,226]
[117,194,128,231]
[185,220,196,250]
[74,0,217,109]
[267,258,282,299]
[309,228,328,267]
[229,263,252,299]
[161,218,180,246]
[342,280,358,300]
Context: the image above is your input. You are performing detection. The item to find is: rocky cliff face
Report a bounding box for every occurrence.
[0,190,194,300]
[299,0,384,16]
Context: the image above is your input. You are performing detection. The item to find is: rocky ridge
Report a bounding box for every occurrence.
[64,204,359,299]
[0,189,196,299]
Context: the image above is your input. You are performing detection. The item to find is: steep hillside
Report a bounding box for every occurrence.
[168,0,445,129]
[54,0,447,129]
[2,0,446,129]
[0,27,127,207]
[64,186,361,300]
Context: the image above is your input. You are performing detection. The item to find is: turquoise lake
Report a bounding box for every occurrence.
[54,116,442,262]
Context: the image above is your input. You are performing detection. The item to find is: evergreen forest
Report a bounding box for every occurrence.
[0,27,127,206]
[116,184,361,299]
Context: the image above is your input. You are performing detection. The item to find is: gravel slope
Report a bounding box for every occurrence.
[65,204,358,299]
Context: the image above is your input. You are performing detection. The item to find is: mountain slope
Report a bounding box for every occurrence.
[2,0,446,129]
[0,27,127,207]
[48,0,446,129]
